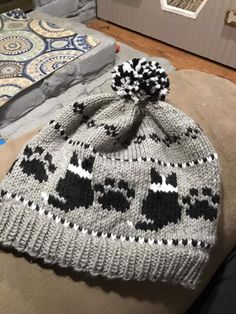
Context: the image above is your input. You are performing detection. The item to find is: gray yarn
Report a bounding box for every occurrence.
[0,61,220,289]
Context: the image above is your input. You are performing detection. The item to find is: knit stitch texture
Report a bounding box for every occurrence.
[0,59,220,289]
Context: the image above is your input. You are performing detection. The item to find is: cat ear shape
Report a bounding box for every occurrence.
[166,172,177,188]
[70,152,79,166]
[150,168,162,184]
[81,156,95,173]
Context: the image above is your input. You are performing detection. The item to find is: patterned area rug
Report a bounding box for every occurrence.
[0,8,99,107]
[167,0,204,12]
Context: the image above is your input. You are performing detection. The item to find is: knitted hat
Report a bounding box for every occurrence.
[0,58,220,289]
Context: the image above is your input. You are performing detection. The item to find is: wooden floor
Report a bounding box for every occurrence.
[87,18,236,84]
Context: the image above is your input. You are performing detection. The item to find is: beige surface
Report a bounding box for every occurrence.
[0,69,235,314]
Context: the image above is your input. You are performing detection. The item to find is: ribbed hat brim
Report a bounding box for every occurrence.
[0,193,208,289]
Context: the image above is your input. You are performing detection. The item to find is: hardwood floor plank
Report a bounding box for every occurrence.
[87,18,236,84]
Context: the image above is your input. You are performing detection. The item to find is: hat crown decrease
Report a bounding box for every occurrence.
[111,58,170,103]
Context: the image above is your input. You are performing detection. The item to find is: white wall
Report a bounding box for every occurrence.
[97,0,236,68]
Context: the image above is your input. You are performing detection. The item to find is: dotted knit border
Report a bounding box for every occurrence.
[49,120,218,168]
[1,190,212,250]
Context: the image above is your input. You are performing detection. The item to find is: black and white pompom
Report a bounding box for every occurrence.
[111,58,170,103]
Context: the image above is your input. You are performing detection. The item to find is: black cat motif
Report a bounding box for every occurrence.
[20,145,56,183]
[42,152,95,212]
[135,168,181,231]
[183,187,219,221]
[94,178,135,212]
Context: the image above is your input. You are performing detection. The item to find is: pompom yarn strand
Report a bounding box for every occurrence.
[111,58,170,103]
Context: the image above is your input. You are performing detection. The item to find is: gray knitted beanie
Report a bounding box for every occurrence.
[0,58,220,289]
